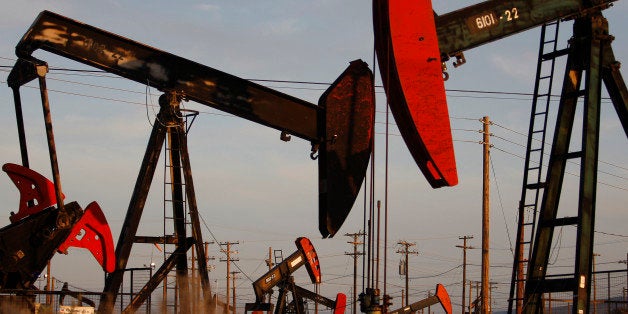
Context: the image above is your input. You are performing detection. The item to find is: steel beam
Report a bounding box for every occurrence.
[177,115,212,302]
[99,103,168,312]
[522,17,585,314]
[14,10,320,141]
[573,13,605,313]
[124,238,194,313]
[601,46,628,137]
[164,93,191,313]
[523,13,614,314]
[435,0,615,60]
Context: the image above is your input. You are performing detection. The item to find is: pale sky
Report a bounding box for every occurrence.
[0,1,626,312]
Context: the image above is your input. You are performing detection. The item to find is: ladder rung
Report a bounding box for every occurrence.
[563,90,584,100]
[164,182,186,186]
[536,278,576,293]
[564,151,583,159]
[540,216,579,227]
[554,216,579,226]
[542,48,570,60]
[526,182,546,190]
[164,199,187,204]
[533,111,547,116]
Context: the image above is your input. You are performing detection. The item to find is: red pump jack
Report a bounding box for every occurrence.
[246,237,346,314]
[359,284,451,314]
[0,163,115,289]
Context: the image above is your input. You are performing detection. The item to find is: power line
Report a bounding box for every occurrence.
[408,264,462,280]
[197,213,254,283]
[491,132,628,181]
[489,157,514,255]
[4,65,626,178]
[3,74,625,191]
[1,62,616,101]
[491,121,628,173]
[490,144,628,191]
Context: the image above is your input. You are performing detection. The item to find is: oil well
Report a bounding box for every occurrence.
[0,1,626,313]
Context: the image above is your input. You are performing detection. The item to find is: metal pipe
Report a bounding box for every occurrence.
[37,70,66,221]
[11,88,30,168]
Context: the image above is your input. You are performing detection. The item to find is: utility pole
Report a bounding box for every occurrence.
[427,291,432,314]
[345,232,365,314]
[481,116,491,314]
[593,253,600,314]
[220,241,239,314]
[231,271,240,314]
[266,247,274,314]
[457,235,475,314]
[397,240,418,306]
[469,280,473,314]
[489,282,498,313]
[475,281,480,313]
[204,242,217,313]
[620,253,627,304]
[46,261,52,304]
[191,241,214,311]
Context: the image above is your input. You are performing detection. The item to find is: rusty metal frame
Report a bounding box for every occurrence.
[7,11,375,313]
[522,12,627,314]
[99,92,211,312]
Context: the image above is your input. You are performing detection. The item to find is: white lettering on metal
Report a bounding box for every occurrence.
[290,255,303,268]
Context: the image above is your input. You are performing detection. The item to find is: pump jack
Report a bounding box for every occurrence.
[245,237,346,314]
[374,0,627,313]
[387,284,452,314]
[0,163,115,283]
[6,10,376,313]
[0,163,115,309]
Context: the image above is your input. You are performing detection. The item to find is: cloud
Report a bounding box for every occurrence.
[490,52,537,82]
[261,18,302,37]
[195,3,220,12]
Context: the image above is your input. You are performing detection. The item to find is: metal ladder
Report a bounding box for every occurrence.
[162,110,199,313]
[520,12,621,314]
[163,127,186,313]
[508,20,564,314]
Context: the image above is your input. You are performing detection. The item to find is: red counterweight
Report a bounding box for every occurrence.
[58,201,116,273]
[3,162,65,222]
[373,0,458,188]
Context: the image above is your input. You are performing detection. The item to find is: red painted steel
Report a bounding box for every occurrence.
[58,201,116,273]
[295,237,321,284]
[435,283,453,314]
[373,0,458,187]
[3,163,65,222]
[333,293,347,314]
